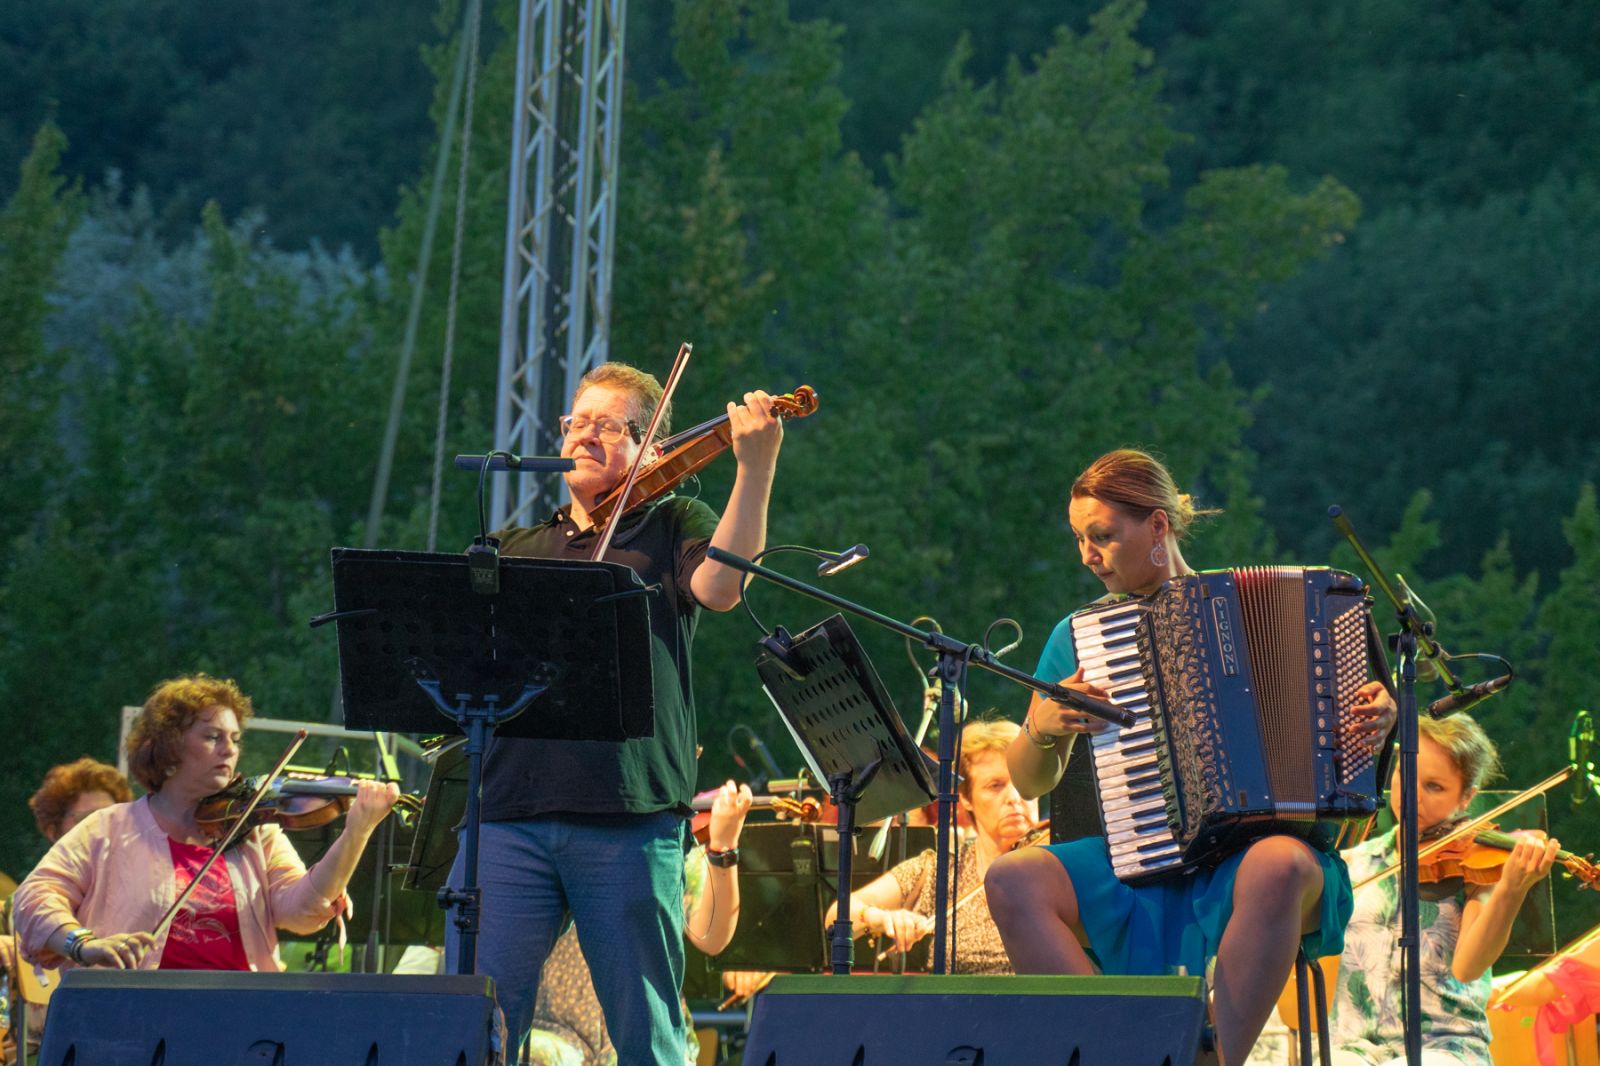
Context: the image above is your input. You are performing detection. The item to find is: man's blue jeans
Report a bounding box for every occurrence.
[445,812,688,1065]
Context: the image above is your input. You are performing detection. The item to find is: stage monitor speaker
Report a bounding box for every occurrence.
[743,973,1211,1065]
[37,970,497,1065]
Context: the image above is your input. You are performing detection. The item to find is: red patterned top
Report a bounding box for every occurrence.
[159,838,251,970]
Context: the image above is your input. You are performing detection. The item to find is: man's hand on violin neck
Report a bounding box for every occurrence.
[727,390,783,472]
[708,779,753,851]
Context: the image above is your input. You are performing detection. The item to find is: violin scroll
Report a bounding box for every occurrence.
[767,385,818,420]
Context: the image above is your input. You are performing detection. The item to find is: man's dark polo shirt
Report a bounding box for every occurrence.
[478,495,718,820]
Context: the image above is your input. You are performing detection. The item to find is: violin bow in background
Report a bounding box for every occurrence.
[151,730,308,941]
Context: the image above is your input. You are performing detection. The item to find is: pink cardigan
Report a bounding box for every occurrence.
[13,796,343,972]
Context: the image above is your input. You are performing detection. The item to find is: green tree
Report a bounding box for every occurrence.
[0,0,443,255]
[603,0,1361,775]
[0,123,79,548]
[1525,487,1600,941]
[0,198,382,877]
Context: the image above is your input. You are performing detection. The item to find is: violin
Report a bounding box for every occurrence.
[1417,818,1599,890]
[195,771,421,839]
[1010,818,1051,851]
[688,791,825,845]
[587,385,819,531]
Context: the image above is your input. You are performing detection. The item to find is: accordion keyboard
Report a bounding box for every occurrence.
[1070,601,1183,881]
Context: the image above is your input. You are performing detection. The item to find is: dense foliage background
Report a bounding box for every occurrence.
[3,0,1596,945]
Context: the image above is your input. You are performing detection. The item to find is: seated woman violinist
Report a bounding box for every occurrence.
[824,719,1041,974]
[3,757,134,1063]
[13,673,398,972]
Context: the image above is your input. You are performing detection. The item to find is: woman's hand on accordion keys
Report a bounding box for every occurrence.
[1028,668,1115,739]
[1347,679,1397,754]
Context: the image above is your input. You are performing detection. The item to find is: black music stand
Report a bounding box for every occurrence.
[405,740,468,893]
[754,614,936,975]
[328,548,656,974]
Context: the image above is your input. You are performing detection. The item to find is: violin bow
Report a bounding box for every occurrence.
[1354,765,1573,891]
[151,730,309,941]
[591,341,693,562]
[873,818,1049,964]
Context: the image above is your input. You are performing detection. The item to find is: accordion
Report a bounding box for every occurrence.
[1069,566,1384,885]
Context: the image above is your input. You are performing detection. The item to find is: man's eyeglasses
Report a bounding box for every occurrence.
[558,414,642,444]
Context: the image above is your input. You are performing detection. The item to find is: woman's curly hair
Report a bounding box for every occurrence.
[126,673,254,792]
[28,757,133,838]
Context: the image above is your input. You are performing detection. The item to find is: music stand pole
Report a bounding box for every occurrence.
[415,681,543,975]
[1330,506,1428,1066]
[930,648,964,974]
[827,760,882,975]
[1394,623,1423,1066]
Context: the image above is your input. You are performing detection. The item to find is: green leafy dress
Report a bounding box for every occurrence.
[1329,828,1492,1066]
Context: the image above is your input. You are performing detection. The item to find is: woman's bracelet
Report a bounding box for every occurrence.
[63,926,95,963]
[1023,711,1058,750]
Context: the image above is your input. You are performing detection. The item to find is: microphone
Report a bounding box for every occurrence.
[1571,710,1595,808]
[728,725,786,791]
[453,453,576,474]
[1426,674,1512,717]
[746,730,786,785]
[816,544,869,577]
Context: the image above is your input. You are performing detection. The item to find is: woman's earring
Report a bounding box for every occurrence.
[1150,542,1169,567]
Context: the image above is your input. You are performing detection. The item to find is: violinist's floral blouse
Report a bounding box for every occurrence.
[13,796,343,971]
[1329,826,1494,1066]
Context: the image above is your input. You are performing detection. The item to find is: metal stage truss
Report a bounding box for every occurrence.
[493,0,626,531]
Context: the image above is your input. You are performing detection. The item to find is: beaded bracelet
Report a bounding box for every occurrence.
[1023,711,1058,750]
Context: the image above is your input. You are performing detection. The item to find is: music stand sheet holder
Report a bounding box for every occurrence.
[405,740,467,894]
[755,614,935,975]
[329,547,656,974]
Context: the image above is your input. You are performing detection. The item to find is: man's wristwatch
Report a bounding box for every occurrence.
[705,846,740,868]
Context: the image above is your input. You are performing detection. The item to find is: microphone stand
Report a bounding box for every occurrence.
[706,546,1131,974]
[1329,506,1460,1066]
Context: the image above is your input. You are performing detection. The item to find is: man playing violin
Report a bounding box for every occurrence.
[447,362,783,1065]
[12,673,399,973]
[1330,712,1560,1066]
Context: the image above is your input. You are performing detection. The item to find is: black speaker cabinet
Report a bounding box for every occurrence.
[37,970,497,1065]
[743,973,1211,1065]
